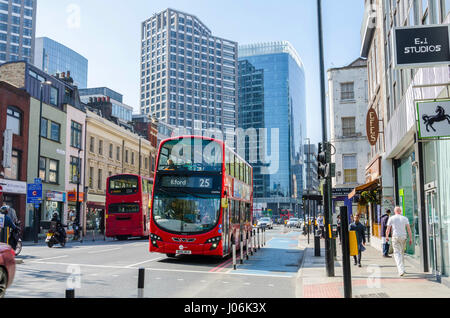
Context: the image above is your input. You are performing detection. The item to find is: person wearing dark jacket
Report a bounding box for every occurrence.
[349,214,366,267]
[380,209,392,257]
[1,206,17,244]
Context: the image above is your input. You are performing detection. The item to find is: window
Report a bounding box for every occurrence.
[70,121,82,149]
[125,150,129,163]
[4,150,20,180]
[116,146,120,161]
[343,155,357,184]
[340,82,355,101]
[50,86,58,106]
[98,140,103,155]
[90,136,95,152]
[6,106,22,136]
[39,157,46,181]
[50,122,60,142]
[98,169,103,190]
[89,167,94,189]
[48,159,58,183]
[131,152,135,165]
[109,143,113,159]
[342,117,356,137]
[70,156,81,183]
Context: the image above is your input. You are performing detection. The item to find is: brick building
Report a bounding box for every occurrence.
[0,80,30,229]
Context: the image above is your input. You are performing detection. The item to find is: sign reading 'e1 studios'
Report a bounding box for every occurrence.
[394,24,450,68]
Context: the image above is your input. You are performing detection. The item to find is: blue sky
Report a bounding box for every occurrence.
[36,0,364,145]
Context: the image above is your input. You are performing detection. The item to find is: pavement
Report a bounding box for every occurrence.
[296,234,450,298]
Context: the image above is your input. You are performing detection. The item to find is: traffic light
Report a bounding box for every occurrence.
[317,142,327,179]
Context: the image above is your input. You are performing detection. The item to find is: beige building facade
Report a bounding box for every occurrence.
[84,109,156,233]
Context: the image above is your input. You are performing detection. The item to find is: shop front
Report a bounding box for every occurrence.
[39,191,66,233]
[393,148,421,263]
[0,179,27,226]
[86,194,105,235]
[66,190,84,234]
[422,139,450,284]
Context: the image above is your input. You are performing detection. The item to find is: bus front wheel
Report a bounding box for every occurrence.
[116,235,128,241]
[166,253,176,258]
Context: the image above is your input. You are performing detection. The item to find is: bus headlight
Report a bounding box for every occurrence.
[205,236,221,250]
[150,233,163,248]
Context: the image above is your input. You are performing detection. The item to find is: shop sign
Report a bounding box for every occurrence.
[393,24,450,69]
[417,100,450,139]
[2,129,13,169]
[67,191,84,202]
[0,179,27,194]
[46,191,66,202]
[332,188,353,196]
[366,108,379,146]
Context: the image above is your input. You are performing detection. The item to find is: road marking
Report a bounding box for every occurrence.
[210,258,233,272]
[125,257,164,268]
[88,247,122,254]
[30,255,69,262]
[28,261,293,278]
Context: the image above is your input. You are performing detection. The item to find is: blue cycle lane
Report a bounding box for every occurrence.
[230,230,304,278]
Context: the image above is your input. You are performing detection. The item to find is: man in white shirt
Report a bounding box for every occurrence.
[385,206,413,277]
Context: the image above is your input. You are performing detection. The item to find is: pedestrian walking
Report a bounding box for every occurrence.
[385,206,412,277]
[349,214,366,267]
[317,215,325,238]
[380,209,392,257]
[1,206,17,244]
[336,215,341,244]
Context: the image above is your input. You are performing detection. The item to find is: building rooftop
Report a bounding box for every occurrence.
[238,41,304,70]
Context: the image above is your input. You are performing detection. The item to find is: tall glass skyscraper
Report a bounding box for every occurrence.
[238,41,306,216]
[140,8,238,135]
[34,37,88,88]
[0,0,36,64]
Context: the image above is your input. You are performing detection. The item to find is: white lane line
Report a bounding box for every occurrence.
[125,257,164,268]
[88,247,122,254]
[30,255,69,262]
[30,261,294,278]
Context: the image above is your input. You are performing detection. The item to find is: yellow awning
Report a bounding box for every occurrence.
[348,179,380,199]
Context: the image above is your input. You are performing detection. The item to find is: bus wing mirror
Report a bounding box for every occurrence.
[221,198,228,209]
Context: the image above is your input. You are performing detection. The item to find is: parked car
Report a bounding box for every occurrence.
[257,217,273,229]
[287,218,301,228]
[0,243,16,298]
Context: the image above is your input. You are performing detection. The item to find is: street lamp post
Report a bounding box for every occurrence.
[76,148,82,241]
[305,138,311,245]
[317,0,334,277]
[34,80,52,243]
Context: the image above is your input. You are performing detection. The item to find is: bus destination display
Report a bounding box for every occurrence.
[160,176,214,189]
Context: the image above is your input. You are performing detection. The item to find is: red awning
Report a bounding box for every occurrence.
[348,179,380,199]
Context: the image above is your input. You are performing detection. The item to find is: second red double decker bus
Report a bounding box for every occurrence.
[149,136,253,258]
[105,174,153,240]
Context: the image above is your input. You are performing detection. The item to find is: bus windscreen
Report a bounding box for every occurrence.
[108,175,139,195]
[157,139,223,172]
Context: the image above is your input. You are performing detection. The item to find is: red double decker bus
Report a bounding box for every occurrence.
[149,136,253,258]
[105,174,153,240]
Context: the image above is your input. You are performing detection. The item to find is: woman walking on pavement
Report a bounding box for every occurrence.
[350,214,366,267]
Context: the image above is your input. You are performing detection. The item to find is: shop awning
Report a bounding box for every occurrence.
[86,202,105,209]
[348,179,380,199]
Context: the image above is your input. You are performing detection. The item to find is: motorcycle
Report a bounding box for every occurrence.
[46,221,67,248]
[8,220,22,256]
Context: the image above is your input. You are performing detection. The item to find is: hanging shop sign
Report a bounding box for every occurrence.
[366,108,379,146]
[0,179,27,194]
[46,190,66,202]
[393,24,450,69]
[417,99,450,139]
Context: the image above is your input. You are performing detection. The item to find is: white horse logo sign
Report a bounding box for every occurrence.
[417,100,450,139]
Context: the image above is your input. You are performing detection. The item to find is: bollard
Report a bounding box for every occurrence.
[314,235,321,257]
[246,232,250,260]
[232,244,236,270]
[240,234,244,264]
[66,288,75,298]
[250,230,254,255]
[263,228,266,246]
[257,228,260,250]
[138,268,145,298]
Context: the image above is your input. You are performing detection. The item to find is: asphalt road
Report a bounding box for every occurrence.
[6,225,305,298]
